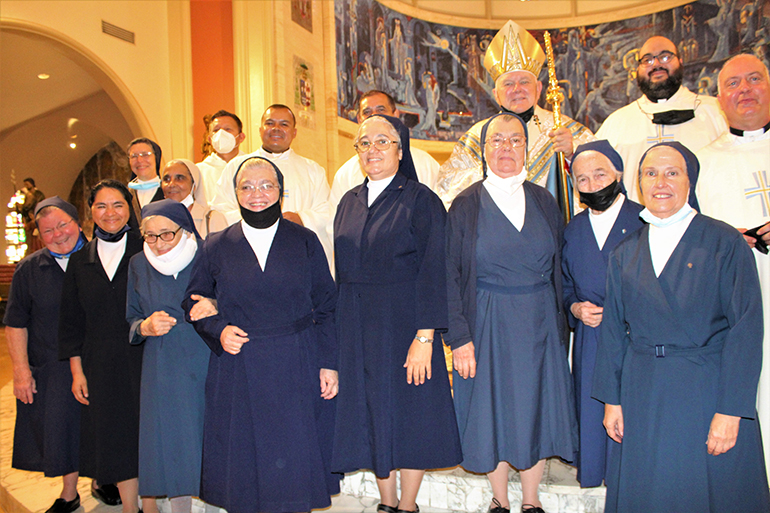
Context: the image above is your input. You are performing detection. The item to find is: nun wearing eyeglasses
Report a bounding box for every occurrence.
[182,157,339,513]
[332,115,462,513]
[125,200,215,513]
[445,113,577,513]
[592,142,770,512]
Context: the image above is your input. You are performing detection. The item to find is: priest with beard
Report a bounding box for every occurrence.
[596,36,726,203]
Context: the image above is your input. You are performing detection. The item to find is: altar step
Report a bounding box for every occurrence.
[341,460,606,513]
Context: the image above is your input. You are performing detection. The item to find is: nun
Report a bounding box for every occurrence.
[560,141,644,488]
[182,156,339,513]
[127,137,164,224]
[593,142,770,512]
[159,159,227,237]
[126,199,215,513]
[332,114,462,513]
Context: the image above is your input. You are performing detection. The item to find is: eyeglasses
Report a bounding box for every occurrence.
[129,151,154,160]
[354,139,399,153]
[237,183,277,195]
[638,51,677,67]
[40,219,74,237]
[143,228,181,243]
[485,135,526,149]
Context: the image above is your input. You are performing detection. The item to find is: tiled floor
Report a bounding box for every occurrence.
[0,331,604,513]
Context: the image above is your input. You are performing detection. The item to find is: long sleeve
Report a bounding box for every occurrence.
[58,255,87,360]
[182,241,229,356]
[445,195,473,349]
[307,232,338,370]
[413,189,448,332]
[125,257,146,346]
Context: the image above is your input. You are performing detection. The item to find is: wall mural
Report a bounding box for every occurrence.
[335,0,770,141]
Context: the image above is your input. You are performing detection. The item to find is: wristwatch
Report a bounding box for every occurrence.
[414,335,433,344]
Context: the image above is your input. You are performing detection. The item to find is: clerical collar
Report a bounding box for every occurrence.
[258,147,291,160]
[502,105,534,124]
[729,120,770,137]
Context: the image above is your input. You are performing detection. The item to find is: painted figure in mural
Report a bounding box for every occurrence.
[436,19,594,209]
[593,141,770,513]
[390,18,407,77]
[595,36,727,202]
[708,0,737,63]
[696,53,770,481]
[403,59,419,106]
[418,71,440,134]
[209,104,333,268]
[560,142,644,489]
[375,17,388,86]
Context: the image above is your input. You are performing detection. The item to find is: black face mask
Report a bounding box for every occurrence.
[502,105,535,124]
[93,224,130,242]
[579,180,622,212]
[240,202,281,229]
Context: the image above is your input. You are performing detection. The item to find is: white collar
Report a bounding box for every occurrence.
[367,173,396,206]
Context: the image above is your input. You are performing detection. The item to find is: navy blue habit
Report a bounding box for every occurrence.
[3,248,81,477]
[332,170,462,477]
[561,196,644,487]
[183,219,339,513]
[593,214,770,512]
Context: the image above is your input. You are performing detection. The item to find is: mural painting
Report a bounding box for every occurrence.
[335,0,770,140]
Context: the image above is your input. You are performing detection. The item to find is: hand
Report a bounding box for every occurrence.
[603,404,624,443]
[570,301,604,328]
[738,228,756,248]
[72,372,89,405]
[707,413,741,455]
[220,325,249,355]
[758,221,770,245]
[320,369,339,399]
[140,311,177,337]
[12,367,36,404]
[548,126,575,158]
[404,337,433,385]
[189,294,218,321]
[282,212,304,226]
[452,342,477,379]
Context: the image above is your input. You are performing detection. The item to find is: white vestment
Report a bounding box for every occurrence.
[209,148,333,268]
[196,150,245,205]
[596,86,726,202]
[696,130,770,476]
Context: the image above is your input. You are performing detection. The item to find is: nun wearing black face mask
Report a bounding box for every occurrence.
[182,157,340,513]
[560,140,645,488]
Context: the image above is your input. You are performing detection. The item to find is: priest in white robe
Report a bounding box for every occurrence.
[696,53,770,477]
[209,105,333,268]
[196,110,246,203]
[596,36,726,203]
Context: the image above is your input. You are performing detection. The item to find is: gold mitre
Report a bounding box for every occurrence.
[484,20,545,82]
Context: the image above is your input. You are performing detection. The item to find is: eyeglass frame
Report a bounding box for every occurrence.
[236,182,279,195]
[484,135,527,149]
[637,51,677,67]
[129,151,155,160]
[40,218,75,237]
[353,139,400,153]
[143,227,182,244]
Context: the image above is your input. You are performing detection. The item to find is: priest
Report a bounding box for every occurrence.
[696,53,770,478]
[595,36,726,203]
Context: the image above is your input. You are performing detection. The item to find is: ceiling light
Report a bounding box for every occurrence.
[69,142,77,149]
[37,73,50,80]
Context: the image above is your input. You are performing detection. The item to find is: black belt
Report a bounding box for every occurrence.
[630,341,723,358]
[476,279,550,295]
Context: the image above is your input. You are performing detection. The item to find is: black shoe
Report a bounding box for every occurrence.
[91,482,122,506]
[378,505,398,513]
[521,506,545,513]
[45,494,80,513]
[489,498,510,513]
[397,505,419,513]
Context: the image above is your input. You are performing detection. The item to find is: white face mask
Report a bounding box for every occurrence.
[211,129,237,154]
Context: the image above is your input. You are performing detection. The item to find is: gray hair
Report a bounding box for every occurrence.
[356,116,402,149]
[140,215,181,236]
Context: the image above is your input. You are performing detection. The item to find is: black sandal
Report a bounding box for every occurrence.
[397,506,419,513]
[378,504,399,513]
[521,505,545,513]
[489,498,510,513]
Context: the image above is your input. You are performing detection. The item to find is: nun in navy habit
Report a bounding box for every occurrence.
[332,115,462,513]
[560,141,644,488]
[445,113,577,513]
[126,200,213,511]
[593,142,770,512]
[183,157,339,513]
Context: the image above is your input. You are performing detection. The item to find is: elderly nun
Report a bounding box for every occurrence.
[593,141,770,512]
[183,156,339,513]
[160,159,227,237]
[445,112,577,513]
[560,141,645,488]
[126,199,215,513]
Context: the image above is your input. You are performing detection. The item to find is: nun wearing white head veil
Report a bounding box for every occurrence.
[160,159,227,238]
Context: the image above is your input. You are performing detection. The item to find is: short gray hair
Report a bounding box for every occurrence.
[356,116,402,149]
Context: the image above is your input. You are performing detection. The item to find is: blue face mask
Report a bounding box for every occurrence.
[49,232,87,259]
[640,202,694,228]
[128,176,160,190]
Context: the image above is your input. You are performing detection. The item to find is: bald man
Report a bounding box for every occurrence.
[595,36,726,202]
[696,53,770,478]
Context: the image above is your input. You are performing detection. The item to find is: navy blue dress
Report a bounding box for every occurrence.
[593,215,770,512]
[332,172,462,477]
[3,249,80,477]
[561,198,644,487]
[59,232,144,484]
[450,186,577,473]
[126,242,209,497]
[183,220,339,513]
